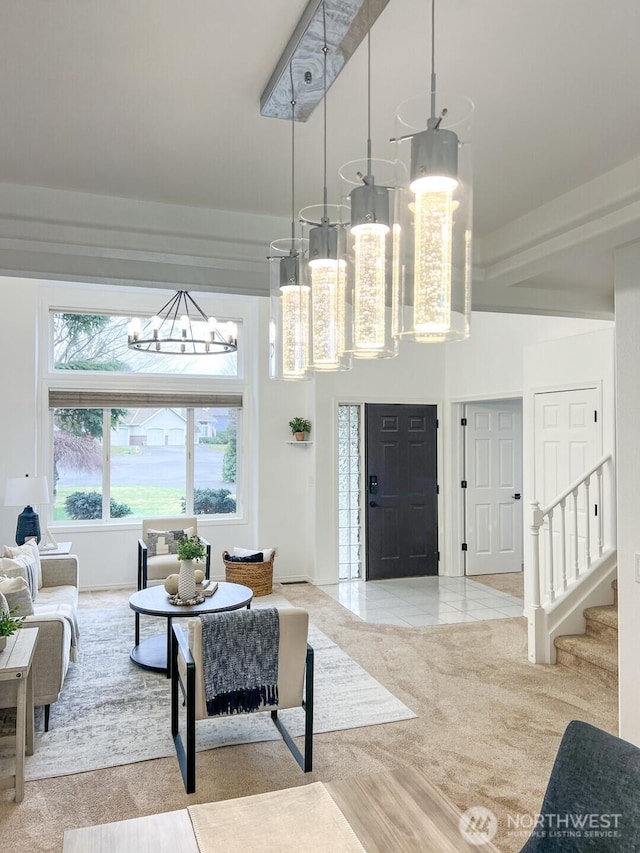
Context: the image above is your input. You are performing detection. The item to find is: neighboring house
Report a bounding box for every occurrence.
[112,408,187,447]
[196,409,229,440]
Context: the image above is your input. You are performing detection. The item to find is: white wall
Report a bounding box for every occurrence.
[0,276,615,594]
[521,326,616,611]
[0,278,39,544]
[614,242,640,744]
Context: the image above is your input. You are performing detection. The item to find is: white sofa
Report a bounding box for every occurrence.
[0,553,79,731]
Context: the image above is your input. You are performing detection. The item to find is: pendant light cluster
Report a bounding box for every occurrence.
[269,0,472,381]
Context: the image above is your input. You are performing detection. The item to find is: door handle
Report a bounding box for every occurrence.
[512,493,521,500]
[369,501,379,508]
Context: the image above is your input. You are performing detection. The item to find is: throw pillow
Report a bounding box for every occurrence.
[4,540,42,592]
[22,538,43,590]
[233,547,274,561]
[146,527,195,558]
[224,552,265,563]
[0,591,8,616]
[0,575,34,617]
[0,556,38,600]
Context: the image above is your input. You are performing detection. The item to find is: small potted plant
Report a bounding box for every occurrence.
[176,536,206,600]
[289,417,311,442]
[0,606,25,652]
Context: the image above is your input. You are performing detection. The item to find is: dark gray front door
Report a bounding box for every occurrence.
[365,404,438,580]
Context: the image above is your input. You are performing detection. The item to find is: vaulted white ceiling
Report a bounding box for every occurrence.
[1,0,638,317]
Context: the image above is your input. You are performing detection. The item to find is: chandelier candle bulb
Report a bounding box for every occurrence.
[127,291,238,356]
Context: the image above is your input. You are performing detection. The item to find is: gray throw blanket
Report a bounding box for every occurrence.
[201,608,280,716]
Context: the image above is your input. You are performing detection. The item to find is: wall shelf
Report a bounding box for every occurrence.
[286,441,314,446]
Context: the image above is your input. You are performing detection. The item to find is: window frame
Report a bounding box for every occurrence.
[39,286,251,531]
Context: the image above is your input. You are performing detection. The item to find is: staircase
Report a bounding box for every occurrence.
[554,579,618,690]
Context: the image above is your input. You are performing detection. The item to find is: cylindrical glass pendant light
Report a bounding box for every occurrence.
[341,158,397,359]
[393,0,472,343]
[302,0,351,372]
[340,11,397,360]
[269,238,310,380]
[268,64,311,381]
[300,204,350,371]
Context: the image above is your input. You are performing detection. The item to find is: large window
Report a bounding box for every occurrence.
[52,311,238,376]
[48,307,243,524]
[51,400,240,522]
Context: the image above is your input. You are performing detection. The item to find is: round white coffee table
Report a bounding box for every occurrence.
[129,582,253,675]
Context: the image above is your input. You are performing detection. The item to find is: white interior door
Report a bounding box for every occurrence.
[465,401,523,575]
[533,387,600,579]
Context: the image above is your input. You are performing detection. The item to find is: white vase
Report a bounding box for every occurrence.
[178,559,197,600]
[0,636,6,652]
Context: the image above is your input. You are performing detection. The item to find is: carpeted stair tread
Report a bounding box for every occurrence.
[554,632,618,673]
[584,604,618,630]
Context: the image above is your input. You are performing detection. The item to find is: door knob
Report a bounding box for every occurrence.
[512,493,521,500]
[369,501,378,508]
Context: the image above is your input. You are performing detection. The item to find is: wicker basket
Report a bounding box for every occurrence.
[222,550,274,597]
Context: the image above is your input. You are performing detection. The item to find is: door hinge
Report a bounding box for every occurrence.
[595,503,598,517]
[437,551,441,561]
[436,484,440,495]
[461,543,468,552]
[461,417,468,426]
[461,480,467,489]
[436,418,439,428]
[594,410,598,422]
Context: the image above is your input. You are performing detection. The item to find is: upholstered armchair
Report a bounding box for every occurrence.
[137,516,211,590]
[519,720,640,851]
[171,607,314,793]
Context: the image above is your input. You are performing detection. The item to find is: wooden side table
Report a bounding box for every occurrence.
[0,627,38,802]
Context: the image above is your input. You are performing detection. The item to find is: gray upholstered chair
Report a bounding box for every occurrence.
[137,516,211,590]
[171,607,314,793]
[520,720,640,851]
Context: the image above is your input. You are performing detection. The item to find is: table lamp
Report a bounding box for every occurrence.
[4,474,50,545]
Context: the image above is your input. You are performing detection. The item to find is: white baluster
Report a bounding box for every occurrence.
[596,466,604,557]
[560,498,567,592]
[547,508,555,603]
[584,475,591,569]
[572,488,579,581]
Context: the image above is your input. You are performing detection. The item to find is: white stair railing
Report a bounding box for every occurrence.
[530,454,614,608]
[528,454,616,664]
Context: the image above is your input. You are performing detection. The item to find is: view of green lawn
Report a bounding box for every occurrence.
[53,485,188,520]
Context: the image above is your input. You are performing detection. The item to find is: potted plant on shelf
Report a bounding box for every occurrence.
[0,606,25,652]
[289,417,311,442]
[176,536,206,601]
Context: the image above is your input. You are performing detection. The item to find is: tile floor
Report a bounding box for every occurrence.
[320,576,524,627]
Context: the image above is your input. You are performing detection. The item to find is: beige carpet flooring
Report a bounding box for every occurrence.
[471,571,525,598]
[1,581,617,853]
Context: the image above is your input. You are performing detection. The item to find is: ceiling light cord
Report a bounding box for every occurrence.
[430,0,437,124]
[366,12,372,178]
[322,0,329,220]
[290,61,296,246]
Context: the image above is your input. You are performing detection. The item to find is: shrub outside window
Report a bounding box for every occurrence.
[52,405,239,521]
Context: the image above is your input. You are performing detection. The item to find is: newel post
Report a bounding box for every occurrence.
[528,501,547,663]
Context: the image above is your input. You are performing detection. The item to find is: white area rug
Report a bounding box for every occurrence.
[189,782,365,853]
[23,595,416,780]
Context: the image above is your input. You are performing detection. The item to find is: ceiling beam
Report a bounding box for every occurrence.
[259,0,390,121]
